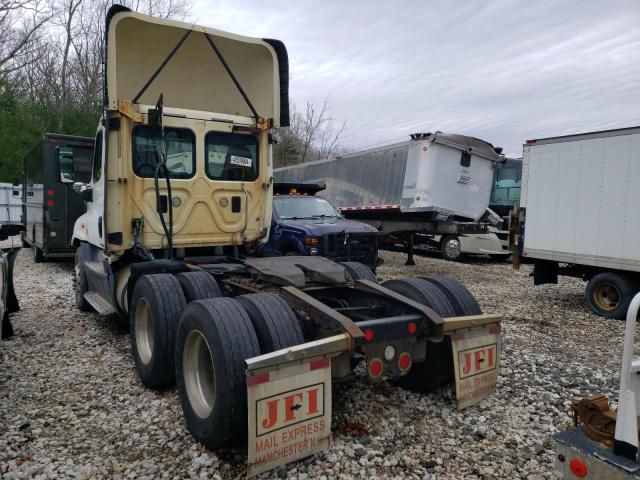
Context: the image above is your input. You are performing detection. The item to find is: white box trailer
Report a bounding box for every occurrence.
[516,126,640,318]
[275,133,505,263]
[0,183,23,240]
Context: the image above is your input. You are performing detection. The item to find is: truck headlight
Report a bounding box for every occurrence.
[304,237,320,246]
[309,247,319,255]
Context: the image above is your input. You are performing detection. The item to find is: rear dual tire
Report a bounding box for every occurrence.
[585,272,638,319]
[382,276,482,392]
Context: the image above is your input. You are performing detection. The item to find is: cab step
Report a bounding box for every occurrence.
[83,291,117,316]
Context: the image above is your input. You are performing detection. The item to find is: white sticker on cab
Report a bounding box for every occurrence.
[230,155,252,167]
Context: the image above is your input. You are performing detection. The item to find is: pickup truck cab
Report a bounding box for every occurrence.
[261,183,379,270]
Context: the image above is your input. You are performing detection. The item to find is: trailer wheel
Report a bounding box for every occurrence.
[341,261,378,283]
[585,272,636,319]
[441,235,463,261]
[175,271,222,303]
[176,297,260,449]
[420,275,482,316]
[382,277,456,392]
[73,251,92,312]
[236,293,304,353]
[130,273,186,388]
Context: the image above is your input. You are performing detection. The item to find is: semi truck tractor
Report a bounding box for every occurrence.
[66,6,503,476]
[513,126,640,319]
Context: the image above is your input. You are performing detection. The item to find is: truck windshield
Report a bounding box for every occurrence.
[491,161,522,206]
[132,126,195,178]
[205,132,258,181]
[274,196,342,220]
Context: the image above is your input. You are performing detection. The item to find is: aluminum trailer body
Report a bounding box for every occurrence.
[275,133,504,227]
[515,126,640,318]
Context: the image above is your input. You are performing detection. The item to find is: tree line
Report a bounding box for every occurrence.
[0,0,347,183]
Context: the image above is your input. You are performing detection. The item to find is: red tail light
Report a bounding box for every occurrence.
[368,358,383,378]
[46,199,54,207]
[47,188,55,196]
[407,322,417,335]
[364,328,375,342]
[398,353,412,371]
[569,458,587,478]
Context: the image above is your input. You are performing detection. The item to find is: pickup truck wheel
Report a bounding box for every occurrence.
[420,275,482,316]
[73,251,92,312]
[130,274,186,388]
[175,271,222,303]
[382,277,456,392]
[236,293,304,353]
[441,235,463,261]
[586,272,636,319]
[340,261,378,283]
[176,297,260,449]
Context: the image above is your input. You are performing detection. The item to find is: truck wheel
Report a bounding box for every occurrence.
[585,272,636,319]
[175,271,222,303]
[420,275,482,316]
[441,235,463,261]
[341,261,378,283]
[176,297,260,449]
[236,293,304,353]
[33,245,44,263]
[382,277,456,392]
[73,251,92,312]
[130,274,186,388]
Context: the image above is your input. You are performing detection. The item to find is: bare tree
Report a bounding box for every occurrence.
[56,0,82,129]
[0,0,52,75]
[274,99,349,168]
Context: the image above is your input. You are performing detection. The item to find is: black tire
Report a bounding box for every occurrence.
[420,275,482,316]
[33,245,44,263]
[175,271,222,303]
[382,277,456,392]
[236,293,304,353]
[130,273,186,388]
[175,297,260,449]
[441,235,463,261]
[341,261,378,283]
[585,272,637,319]
[73,250,92,312]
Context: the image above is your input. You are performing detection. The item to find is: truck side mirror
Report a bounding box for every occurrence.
[57,147,76,183]
[72,182,93,202]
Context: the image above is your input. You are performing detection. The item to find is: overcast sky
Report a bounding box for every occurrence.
[191,0,640,157]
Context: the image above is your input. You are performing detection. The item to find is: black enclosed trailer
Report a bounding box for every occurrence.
[22,134,94,262]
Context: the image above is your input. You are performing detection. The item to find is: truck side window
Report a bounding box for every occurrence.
[93,132,103,183]
[460,151,471,167]
[205,132,258,181]
[132,126,195,179]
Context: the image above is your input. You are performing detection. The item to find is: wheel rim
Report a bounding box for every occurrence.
[444,238,461,258]
[183,330,215,419]
[134,298,154,364]
[593,283,620,311]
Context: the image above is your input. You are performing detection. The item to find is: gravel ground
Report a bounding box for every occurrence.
[0,244,633,479]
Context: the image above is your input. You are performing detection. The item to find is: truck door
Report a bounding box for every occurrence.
[83,129,106,249]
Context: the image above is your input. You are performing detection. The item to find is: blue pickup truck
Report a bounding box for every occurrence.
[260,183,379,270]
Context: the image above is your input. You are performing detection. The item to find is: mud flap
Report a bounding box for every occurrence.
[244,334,350,478]
[1,247,21,339]
[451,323,501,409]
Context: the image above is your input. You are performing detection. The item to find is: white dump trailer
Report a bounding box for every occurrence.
[515,126,640,319]
[275,133,505,262]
